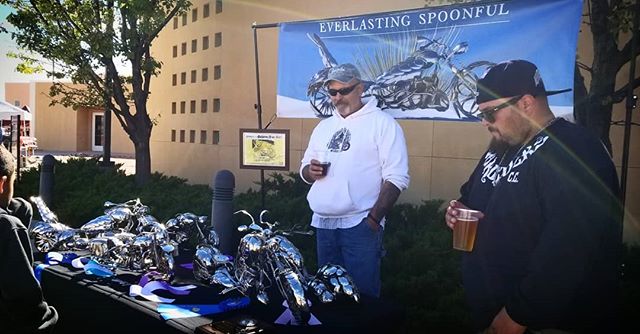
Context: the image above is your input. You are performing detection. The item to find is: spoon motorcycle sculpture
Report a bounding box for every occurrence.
[194,210,360,324]
[28,197,206,278]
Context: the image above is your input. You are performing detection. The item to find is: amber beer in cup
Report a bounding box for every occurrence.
[315,150,331,176]
[453,208,480,251]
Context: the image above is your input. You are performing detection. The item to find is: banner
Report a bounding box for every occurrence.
[276,0,583,120]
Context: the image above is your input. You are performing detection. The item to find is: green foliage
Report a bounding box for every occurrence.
[15,160,640,332]
[16,158,211,227]
[384,201,471,333]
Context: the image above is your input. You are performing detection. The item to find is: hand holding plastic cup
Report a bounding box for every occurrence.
[452,208,481,252]
[314,150,331,176]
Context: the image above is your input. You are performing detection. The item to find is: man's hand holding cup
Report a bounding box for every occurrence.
[307,150,331,181]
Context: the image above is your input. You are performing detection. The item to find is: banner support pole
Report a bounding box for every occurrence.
[252,22,280,210]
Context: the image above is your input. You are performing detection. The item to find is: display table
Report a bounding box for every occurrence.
[38,260,405,334]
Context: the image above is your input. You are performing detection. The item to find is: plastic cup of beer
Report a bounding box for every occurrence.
[315,150,331,176]
[452,208,480,252]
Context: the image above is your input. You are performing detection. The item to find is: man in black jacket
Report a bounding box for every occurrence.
[445,60,622,334]
[0,145,57,333]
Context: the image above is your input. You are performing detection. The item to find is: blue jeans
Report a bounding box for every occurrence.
[315,218,384,297]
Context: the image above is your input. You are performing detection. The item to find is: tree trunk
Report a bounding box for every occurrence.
[134,136,151,186]
[573,63,589,125]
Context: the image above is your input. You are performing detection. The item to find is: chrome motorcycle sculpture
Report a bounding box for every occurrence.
[28,197,205,278]
[306,31,494,119]
[194,210,360,324]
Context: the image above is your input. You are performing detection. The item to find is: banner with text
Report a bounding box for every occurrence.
[276,0,582,120]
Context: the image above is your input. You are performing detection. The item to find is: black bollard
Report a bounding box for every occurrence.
[39,155,56,206]
[211,170,235,255]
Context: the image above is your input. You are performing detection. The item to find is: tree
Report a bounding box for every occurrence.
[1,0,191,185]
[574,0,639,154]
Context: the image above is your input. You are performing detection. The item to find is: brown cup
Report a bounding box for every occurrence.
[315,150,331,176]
[319,162,331,176]
[452,208,480,252]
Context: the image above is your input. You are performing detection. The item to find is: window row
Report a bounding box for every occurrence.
[171,66,221,85]
[173,1,222,29]
[172,32,222,57]
[171,129,220,145]
[171,98,221,114]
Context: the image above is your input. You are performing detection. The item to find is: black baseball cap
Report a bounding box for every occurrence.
[476,60,571,104]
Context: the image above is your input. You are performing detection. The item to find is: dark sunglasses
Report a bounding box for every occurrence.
[476,95,523,123]
[327,83,360,96]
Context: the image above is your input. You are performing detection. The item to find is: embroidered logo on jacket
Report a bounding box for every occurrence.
[480,135,550,186]
[327,127,351,152]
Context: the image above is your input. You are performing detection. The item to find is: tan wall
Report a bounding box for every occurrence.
[4,83,30,108]
[4,82,134,155]
[145,0,638,242]
[32,82,79,151]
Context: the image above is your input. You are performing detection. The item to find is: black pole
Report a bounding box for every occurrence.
[39,155,56,206]
[211,170,235,255]
[16,115,21,181]
[253,23,265,209]
[252,22,280,210]
[620,0,639,206]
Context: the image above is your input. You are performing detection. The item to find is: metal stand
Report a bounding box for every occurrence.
[252,22,279,209]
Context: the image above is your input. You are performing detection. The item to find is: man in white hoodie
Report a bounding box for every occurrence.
[300,63,410,298]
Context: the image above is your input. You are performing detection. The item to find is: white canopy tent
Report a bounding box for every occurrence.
[0,100,32,121]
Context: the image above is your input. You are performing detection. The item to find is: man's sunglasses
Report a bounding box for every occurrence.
[476,95,523,123]
[327,83,360,96]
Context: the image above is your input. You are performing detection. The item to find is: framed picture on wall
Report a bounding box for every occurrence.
[239,129,290,170]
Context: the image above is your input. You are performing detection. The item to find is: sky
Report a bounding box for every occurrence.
[0,5,50,101]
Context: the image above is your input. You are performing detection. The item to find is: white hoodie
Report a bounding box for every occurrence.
[300,98,410,220]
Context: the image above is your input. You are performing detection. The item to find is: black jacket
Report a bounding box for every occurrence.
[0,198,58,333]
[459,119,622,333]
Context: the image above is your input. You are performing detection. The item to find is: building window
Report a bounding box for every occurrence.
[216,0,222,14]
[202,67,209,81]
[181,13,187,26]
[214,32,222,47]
[180,130,185,142]
[213,98,221,112]
[172,74,177,86]
[190,100,196,113]
[203,3,210,18]
[190,70,197,83]
[201,99,208,113]
[181,42,187,55]
[173,17,178,29]
[212,130,220,144]
[202,36,209,50]
[192,8,198,22]
[171,102,177,114]
[171,129,176,142]
[191,39,197,53]
[180,101,186,114]
[214,65,221,80]
[172,45,177,58]
[189,130,196,143]
[200,130,207,144]
[14,100,20,106]
[180,72,186,85]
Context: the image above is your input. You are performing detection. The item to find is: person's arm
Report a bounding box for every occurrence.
[367,119,410,230]
[366,181,401,231]
[0,216,58,332]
